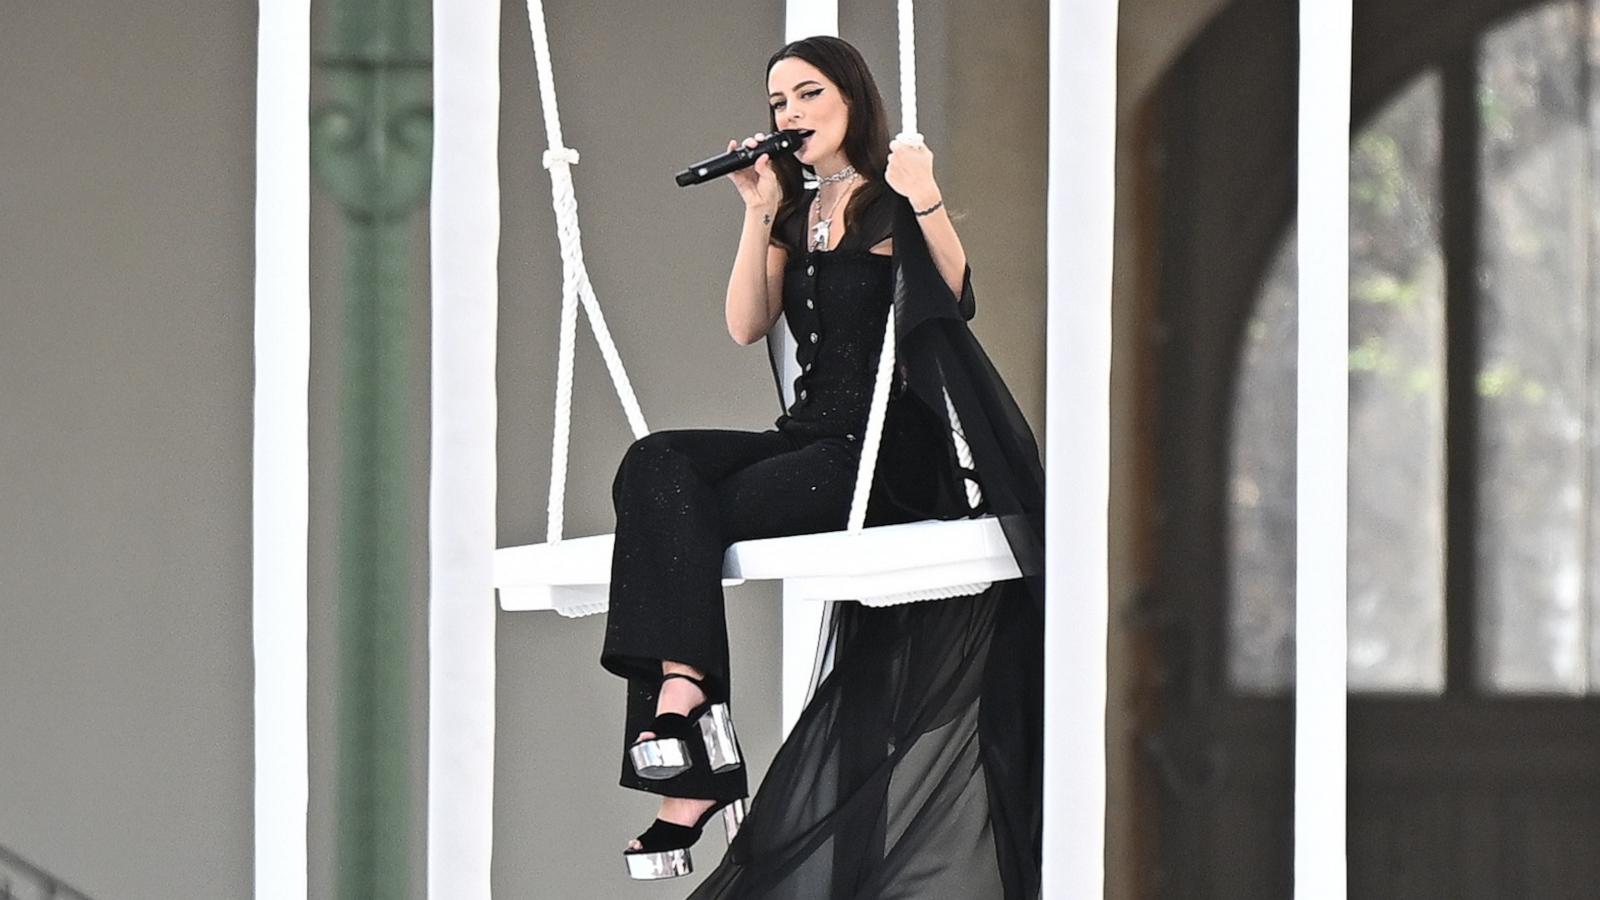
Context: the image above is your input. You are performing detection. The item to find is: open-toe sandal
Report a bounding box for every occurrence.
[622,797,747,880]
[627,672,743,781]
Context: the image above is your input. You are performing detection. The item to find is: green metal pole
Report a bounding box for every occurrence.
[311,2,431,896]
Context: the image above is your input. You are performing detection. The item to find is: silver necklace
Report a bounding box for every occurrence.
[802,164,858,191]
[810,171,859,251]
[812,164,857,186]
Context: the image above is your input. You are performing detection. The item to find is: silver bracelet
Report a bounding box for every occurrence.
[913,198,944,217]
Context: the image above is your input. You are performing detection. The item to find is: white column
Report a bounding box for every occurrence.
[785,0,837,45]
[1044,0,1116,896]
[780,0,838,738]
[428,0,501,896]
[1295,0,1352,896]
[252,2,310,897]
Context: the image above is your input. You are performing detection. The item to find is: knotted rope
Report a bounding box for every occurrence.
[525,0,649,543]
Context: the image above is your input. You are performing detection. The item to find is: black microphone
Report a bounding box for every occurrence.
[675,129,813,187]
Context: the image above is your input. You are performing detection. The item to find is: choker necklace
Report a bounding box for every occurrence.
[816,164,857,184]
[803,164,857,190]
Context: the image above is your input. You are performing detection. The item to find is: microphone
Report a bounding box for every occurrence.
[675,129,813,187]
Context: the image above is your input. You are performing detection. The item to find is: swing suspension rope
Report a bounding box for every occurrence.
[525,0,991,602]
[525,0,650,546]
[840,0,992,603]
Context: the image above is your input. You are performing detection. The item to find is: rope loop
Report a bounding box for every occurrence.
[542,146,581,169]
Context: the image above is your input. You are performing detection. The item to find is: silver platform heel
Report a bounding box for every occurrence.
[628,673,744,781]
[623,796,748,881]
[624,842,693,881]
[721,797,747,841]
[698,702,743,774]
[628,733,692,780]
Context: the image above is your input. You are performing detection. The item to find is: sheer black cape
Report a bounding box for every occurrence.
[690,196,1046,899]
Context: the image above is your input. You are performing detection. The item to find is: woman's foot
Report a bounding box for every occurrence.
[634,670,708,746]
[628,669,716,850]
[626,796,718,851]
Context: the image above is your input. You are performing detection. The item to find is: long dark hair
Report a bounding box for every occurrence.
[765,36,891,250]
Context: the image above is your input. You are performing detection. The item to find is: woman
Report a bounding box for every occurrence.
[601,36,1046,897]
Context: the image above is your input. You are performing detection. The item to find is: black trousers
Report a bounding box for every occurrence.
[599,427,864,800]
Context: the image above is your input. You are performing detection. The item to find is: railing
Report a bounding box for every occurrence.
[0,845,96,900]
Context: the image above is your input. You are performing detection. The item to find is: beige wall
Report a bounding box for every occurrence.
[0,2,257,898]
[0,0,1228,897]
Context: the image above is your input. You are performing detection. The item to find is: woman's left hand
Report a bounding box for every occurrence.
[885,138,940,208]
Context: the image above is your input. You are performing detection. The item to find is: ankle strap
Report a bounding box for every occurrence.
[660,671,706,689]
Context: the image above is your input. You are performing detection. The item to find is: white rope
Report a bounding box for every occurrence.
[939,389,992,598]
[523,0,650,544]
[897,0,918,138]
[847,311,898,531]
[847,0,937,533]
[543,175,580,545]
[842,0,1000,615]
[943,386,984,510]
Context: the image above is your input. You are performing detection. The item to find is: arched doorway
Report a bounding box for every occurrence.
[1144,0,1600,895]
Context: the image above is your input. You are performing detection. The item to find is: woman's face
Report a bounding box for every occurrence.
[767,57,850,171]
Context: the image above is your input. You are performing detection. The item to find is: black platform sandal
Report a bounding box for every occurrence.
[622,797,747,880]
[627,672,743,781]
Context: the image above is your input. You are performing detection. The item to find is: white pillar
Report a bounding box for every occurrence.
[785,0,837,45]
[1295,0,1352,896]
[1044,0,1116,896]
[780,0,839,738]
[428,0,501,896]
[252,2,310,896]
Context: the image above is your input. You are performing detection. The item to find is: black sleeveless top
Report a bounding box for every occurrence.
[769,186,898,442]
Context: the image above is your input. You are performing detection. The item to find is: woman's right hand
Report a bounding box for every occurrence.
[726,133,782,212]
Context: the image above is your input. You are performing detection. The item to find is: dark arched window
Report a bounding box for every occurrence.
[1152,0,1600,893]
[1228,0,1600,694]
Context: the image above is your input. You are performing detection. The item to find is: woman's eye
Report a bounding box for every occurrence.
[771,89,820,112]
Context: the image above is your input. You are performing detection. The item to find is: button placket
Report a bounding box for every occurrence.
[789,252,824,413]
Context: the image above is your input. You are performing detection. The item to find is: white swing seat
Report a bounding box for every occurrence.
[496,515,1020,617]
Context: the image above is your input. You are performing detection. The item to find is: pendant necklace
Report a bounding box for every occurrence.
[810,166,859,252]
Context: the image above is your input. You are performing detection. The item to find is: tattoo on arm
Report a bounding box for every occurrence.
[763,213,772,226]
